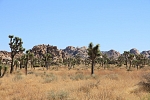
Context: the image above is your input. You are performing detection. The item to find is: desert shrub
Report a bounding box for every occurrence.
[0,80,2,85]
[13,74,23,81]
[70,73,84,81]
[61,74,67,81]
[34,72,43,77]
[142,93,150,100]
[12,97,25,100]
[47,90,69,100]
[43,73,57,83]
[27,71,34,74]
[102,74,120,80]
[138,73,150,92]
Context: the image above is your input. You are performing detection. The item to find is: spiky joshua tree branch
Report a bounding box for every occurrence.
[9,35,25,74]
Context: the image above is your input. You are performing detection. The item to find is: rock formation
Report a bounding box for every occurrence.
[130,48,140,55]
[141,50,150,58]
[101,49,120,59]
[1,44,150,61]
[31,44,68,61]
[63,46,88,58]
[0,51,11,61]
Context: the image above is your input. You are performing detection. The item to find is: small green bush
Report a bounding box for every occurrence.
[43,73,57,83]
[70,73,84,81]
[13,74,22,81]
[47,90,69,100]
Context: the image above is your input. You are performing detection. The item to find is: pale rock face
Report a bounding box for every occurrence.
[0,45,150,60]
[31,44,68,59]
[130,48,140,55]
[141,50,150,58]
[101,49,120,59]
[63,46,88,58]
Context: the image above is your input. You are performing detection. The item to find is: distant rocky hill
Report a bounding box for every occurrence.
[63,46,88,58]
[130,48,140,55]
[101,50,120,59]
[31,44,67,61]
[0,45,150,61]
[141,50,150,58]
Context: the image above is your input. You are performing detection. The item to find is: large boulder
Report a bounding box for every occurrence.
[130,48,140,55]
[141,50,150,58]
[101,49,120,59]
[0,51,11,61]
[63,46,88,58]
[31,44,68,60]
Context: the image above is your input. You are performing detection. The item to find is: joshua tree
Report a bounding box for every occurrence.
[0,57,7,78]
[28,52,34,69]
[42,53,52,70]
[24,50,31,75]
[19,55,26,69]
[87,42,101,75]
[84,58,90,67]
[0,65,7,78]
[117,54,125,67]
[14,59,20,70]
[128,53,134,70]
[123,51,130,69]
[9,35,25,73]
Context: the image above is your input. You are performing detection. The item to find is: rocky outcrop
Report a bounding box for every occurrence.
[130,48,140,55]
[1,44,150,61]
[141,50,150,58]
[101,49,120,59]
[0,51,11,60]
[63,46,88,58]
[31,44,68,61]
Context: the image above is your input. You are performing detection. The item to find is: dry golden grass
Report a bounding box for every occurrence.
[0,65,150,100]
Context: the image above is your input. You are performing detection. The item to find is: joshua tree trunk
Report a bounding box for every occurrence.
[91,60,95,75]
[45,61,48,70]
[0,67,7,78]
[129,60,132,70]
[25,63,27,75]
[125,58,128,69]
[10,56,14,74]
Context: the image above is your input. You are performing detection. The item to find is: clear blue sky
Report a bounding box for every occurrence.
[0,0,150,53]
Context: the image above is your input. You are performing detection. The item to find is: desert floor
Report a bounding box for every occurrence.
[0,65,150,100]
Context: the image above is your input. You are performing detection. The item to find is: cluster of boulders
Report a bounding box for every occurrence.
[31,44,67,61]
[141,50,150,58]
[101,50,120,59]
[63,46,88,58]
[0,51,11,61]
[130,48,140,55]
[1,44,150,61]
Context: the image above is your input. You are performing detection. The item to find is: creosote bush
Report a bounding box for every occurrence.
[43,73,57,83]
[47,90,69,100]
[13,74,23,81]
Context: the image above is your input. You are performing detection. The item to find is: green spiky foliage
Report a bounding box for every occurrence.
[66,58,72,69]
[74,54,83,67]
[24,50,31,75]
[9,35,25,73]
[87,42,101,75]
[56,58,63,66]
[14,59,20,70]
[20,55,26,69]
[117,55,125,67]
[123,51,130,69]
[33,58,41,67]
[29,52,34,69]
[84,58,90,67]
[135,54,147,70]
[128,54,134,70]
[0,56,2,64]
[42,53,52,70]
[0,65,7,78]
